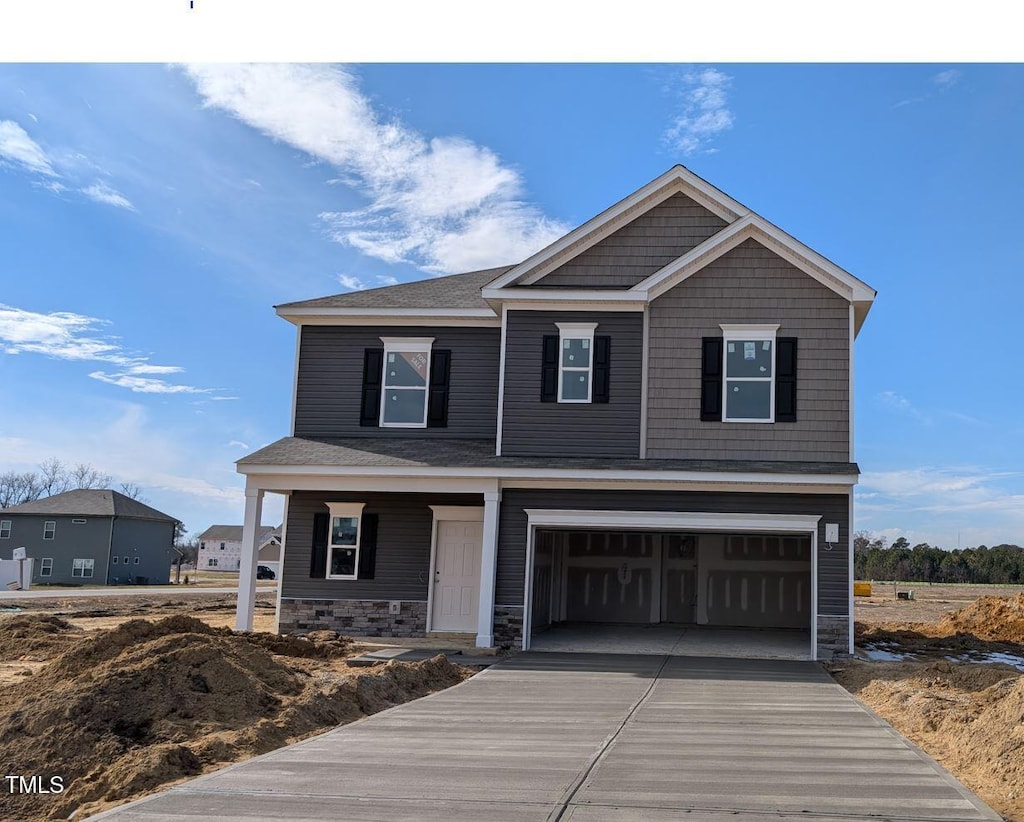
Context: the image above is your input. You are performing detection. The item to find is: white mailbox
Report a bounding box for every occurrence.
[11,547,26,561]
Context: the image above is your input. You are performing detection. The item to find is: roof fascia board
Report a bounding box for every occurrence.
[486,166,749,291]
[276,306,499,328]
[238,462,858,486]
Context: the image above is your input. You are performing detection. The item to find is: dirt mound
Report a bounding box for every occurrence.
[937,593,1024,643]
[0,613,81,661]
[829,659,1024,820]
[0,616,470,822]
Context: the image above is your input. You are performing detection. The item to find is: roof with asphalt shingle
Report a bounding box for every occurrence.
[275,266,514,311]
[0,489,178,521]
[198,525,277,543]
[237,437,858,475]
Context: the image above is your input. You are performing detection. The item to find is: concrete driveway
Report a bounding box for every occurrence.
[89,653,999,821]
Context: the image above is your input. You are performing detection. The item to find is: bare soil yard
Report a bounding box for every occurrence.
[832,584,1024,821]
[0,595,476,821]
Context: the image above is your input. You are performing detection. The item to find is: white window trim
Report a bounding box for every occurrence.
[379,337,434,428]
[112,556,119,564]
[43,520,56,540]
[719,324,779,424]
[0,520,10,539]
[72,558,94,578]
[326,502,366,580]
[555,322,598,404]
[39,557,53,577]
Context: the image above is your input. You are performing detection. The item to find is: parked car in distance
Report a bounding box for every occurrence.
[256,565,276,580]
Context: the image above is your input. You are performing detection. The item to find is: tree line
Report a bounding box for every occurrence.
[0,458,145,509]
[855,532,1024,584]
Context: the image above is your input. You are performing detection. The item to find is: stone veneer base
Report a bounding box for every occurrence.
[279,598,427,638]
[816,615,851,660]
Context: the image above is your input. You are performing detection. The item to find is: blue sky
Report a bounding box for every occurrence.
[1,63,1022,548]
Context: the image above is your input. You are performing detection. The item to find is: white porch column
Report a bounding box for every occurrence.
[476,490,501,648]
[236,487,264,632]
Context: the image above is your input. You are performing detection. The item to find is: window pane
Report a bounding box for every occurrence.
[561,338,591,368]
[331,516,359,547]
[725,380,771,419]
[561,370,590,400]
[331,547,357,577]
[725,339,773,378]
[384,351,428,387]
[382,388,427,424]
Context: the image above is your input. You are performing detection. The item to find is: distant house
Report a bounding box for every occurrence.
[0,489,178,585]
[198,525,278,571]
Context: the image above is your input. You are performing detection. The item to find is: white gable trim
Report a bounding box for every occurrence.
[632,216,876,307]
[486,166,748,290]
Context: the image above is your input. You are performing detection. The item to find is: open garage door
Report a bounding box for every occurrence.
[531,529,811,647]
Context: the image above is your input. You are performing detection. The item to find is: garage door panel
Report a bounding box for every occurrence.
[706,570,809,628]
[663,568,696,623]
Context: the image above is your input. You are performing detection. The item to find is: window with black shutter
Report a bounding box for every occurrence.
[775,338,798,422]
[427,350,451,427]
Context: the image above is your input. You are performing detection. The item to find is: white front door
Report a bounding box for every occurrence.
[432,520,483,632]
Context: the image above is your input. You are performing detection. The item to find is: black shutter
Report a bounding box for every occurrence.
[309,512,328,579]
[700,337,723,421]
[427,350,451,428]
[540,335,559,402]
[357,514,378,580]
[593,335,611,403]
[775,337,798,422]
[359,348,383,426]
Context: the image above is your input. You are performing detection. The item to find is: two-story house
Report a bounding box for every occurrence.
[234,166,875,661]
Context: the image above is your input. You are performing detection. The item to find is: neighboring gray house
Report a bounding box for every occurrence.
[0,489,178,585]
[232,166,876,660]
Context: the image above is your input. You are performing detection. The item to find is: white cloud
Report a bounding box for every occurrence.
[375,275,399,286]
[81,181,134,210]
[228,440,250,449]
[337,274,366,291]
[856,466,1024,547]
[88,371,213,394]
[0,303,212,395]
[182,63,569,274]
[663,68,734,155]
[0,120,55,175]
[933,69,962,88]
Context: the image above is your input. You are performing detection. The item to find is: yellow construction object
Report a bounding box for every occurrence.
[853,581,872,597]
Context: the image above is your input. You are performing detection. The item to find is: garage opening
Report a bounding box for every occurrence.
[528,529,812,659]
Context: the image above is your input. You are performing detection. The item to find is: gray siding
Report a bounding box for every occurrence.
[501,311,642,458]
[535,193,727,288]
[110,518,175,584]
[294,326,500,439]
[647,239,850,461]
[282,491,483,601]
[1,514,111,585]
[496,488,850,619]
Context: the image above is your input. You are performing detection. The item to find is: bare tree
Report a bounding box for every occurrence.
[0,471,41,508]
[118,481,147,502]
[68,462,112,490]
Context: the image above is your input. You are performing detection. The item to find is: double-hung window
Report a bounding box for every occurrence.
[0,520,10,539]
[39,558,52,577]
[72,558,94,578]
[326,502,364,579]
[379,338,433,427]
[556,323,598,403]
[43,521,56,540]
[720,324,779,423]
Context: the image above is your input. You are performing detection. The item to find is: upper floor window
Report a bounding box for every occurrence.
[0,520,10,539]
[556,323,598,403]
[326,502,364,579]
[43,521,56,540]
[379,338,433,427]
[720,324,779,423]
